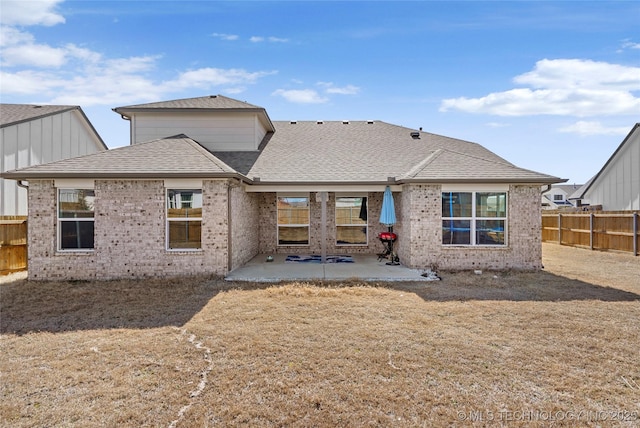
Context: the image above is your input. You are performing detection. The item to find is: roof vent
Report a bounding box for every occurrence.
[410,131,420,139]
[367,120,374,124]
[290,120,297,125]
[317,120,324,124]
[209,95,217,98]
[342,120,349,124]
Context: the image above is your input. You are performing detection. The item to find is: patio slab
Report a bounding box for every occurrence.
[225,254,430,282]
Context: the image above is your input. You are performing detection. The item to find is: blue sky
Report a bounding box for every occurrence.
[1,0,639,184]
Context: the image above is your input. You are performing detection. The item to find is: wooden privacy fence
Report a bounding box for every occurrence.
[542,212,639,256]
[1,217,28,275]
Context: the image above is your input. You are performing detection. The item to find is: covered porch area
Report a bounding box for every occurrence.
[225,253,430,282]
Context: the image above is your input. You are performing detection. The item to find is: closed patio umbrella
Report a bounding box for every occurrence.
[379,186,399,265]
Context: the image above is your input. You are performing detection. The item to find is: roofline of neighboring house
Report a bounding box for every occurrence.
[112,106,276,132]
[571,122,640,199]
[0,105,108,151]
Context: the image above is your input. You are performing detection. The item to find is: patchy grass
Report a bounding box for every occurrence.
[1,244,639,427]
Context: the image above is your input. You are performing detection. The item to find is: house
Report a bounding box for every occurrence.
[1,95,564,281]
[541,184,582,210]
[569,123,639,211]
[1,104,107,217]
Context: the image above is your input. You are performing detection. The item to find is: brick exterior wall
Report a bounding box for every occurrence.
[27,179,232,281]
[26,181,542,280]
[399,184,542,271]
[229,183,260,270]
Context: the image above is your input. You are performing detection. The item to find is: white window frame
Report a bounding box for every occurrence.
[57,188,95,252]
[442,191,508,246]
[166,189,203,251]
[277,193,310,246]
[335,195,368,246]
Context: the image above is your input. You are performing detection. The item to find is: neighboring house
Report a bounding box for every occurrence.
[1,104,107,217]
[570,123,640,211]
[541,184,582,210]
[1,95,564,281]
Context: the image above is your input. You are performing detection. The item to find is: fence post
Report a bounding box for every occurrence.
[558,213,562,245]
[634,212,638,257]
[590,213,594,251]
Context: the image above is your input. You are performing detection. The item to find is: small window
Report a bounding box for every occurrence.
[58,189,95,250]
[553,194,563,201]
[442,191,507,246]
[336,196,367,245]
[277,196,309,245]
[167,189,202,250]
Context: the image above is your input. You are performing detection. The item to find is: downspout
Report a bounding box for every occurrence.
[17,180,29,189]
[227,180,233,273]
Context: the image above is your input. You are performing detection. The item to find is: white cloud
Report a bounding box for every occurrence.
[486,122,510,128]
[0,2,275,106]
[250,36,264,43]
[620,39,640,50]
[0,0,65,26]
[250,36,288,43]
[272,89,329,104]
[559,121,631,136]
[211,33,239,41]
[440,59,640,117]
[268,36,288,43]
[317,81,360,95]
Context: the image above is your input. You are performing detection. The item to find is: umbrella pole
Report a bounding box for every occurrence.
[386,225,399,266]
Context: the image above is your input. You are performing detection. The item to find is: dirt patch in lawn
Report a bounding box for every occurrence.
[1,244,639,427]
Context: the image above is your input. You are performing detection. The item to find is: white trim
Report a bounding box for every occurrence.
[164,179,203,188]
[441,191,508,247]
[247,184,402,193]
[442,183,508,192]
[55,179,95,189]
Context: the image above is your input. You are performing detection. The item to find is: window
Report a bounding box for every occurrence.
[442,192,507,246]
[58,189,95,250]
[553,194,563,201]
[277,196,309,245]
[336,196,367,245]
[167,189,202,250]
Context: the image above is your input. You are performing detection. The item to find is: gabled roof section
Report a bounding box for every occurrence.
[248,121,562,184]
[1,104,108,150]
[1,104,77,127]
[1,135,243,180]
[113,95,275,132]
[403,148,562,183]
[570,123,640,200]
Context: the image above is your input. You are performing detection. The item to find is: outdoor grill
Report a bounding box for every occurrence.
[377,230,399,263]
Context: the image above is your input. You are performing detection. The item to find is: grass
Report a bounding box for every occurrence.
[1,243,639,427]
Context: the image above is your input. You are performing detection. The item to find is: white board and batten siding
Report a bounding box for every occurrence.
[131,112,269,151]
[582,125,640,211]
[1,109,105,216]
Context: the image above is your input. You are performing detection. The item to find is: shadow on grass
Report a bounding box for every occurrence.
[393,270,640,302]
[0,276,229,335]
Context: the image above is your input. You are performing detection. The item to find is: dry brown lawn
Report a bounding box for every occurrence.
[1,243,639,427]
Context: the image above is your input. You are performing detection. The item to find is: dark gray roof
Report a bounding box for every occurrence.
[1,104,78,127]
[248,121,561,184]
[2,135,241,179]
[113,94,264,111]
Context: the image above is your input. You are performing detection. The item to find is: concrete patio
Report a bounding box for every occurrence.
[225,254,432,282]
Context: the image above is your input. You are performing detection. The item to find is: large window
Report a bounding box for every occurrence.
[277,196,309,245]
[167,189,202,250]
[442,192,507,246]
[336,196,367,245]
[58,189,95,250]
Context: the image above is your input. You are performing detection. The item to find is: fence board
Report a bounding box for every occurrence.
[0,218,28,275]
[542,211,639,256]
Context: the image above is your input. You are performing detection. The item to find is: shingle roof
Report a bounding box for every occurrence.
[2,135,240,179]
[248,121,560,184]
[1,104,78,127]
[113,95,264,111]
